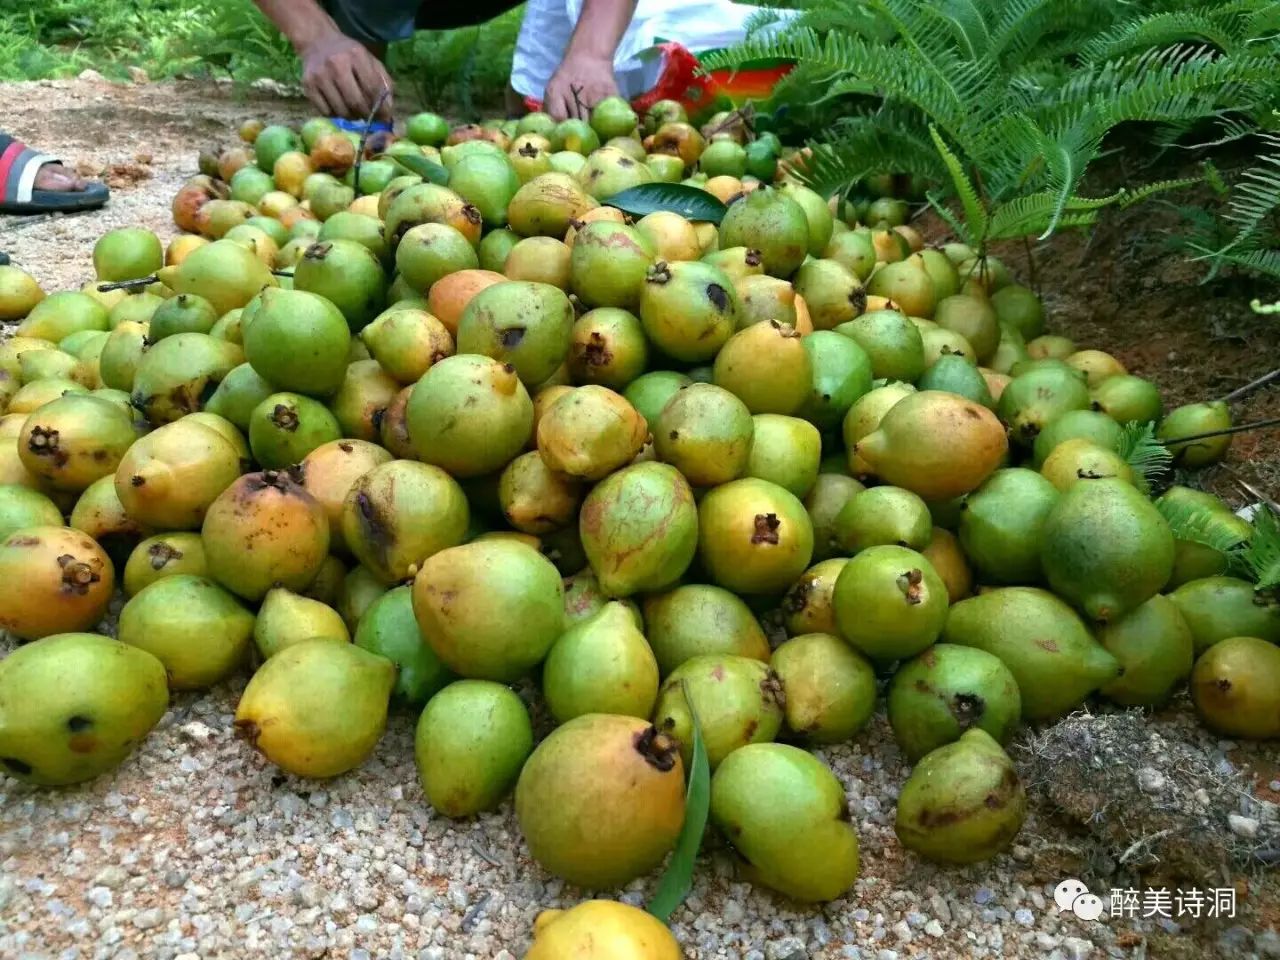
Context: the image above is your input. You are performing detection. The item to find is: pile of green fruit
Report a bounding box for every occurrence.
[0,95,1277,951]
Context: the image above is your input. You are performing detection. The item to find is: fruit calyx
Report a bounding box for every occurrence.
[751,513,781,545]
[896,568,925,605]
[647,261,673,285]
[57,554,100,595]
[633,724,679,771]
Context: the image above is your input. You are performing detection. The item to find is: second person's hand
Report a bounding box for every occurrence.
[299,32,394,121]
[544,52,620,120]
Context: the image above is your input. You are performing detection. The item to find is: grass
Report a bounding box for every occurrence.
[0,0,519,114]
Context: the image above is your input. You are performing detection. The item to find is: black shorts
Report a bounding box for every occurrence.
[323,0,524,44]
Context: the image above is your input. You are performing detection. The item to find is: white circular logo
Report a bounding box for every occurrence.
[1054,878,1089,913]
[1072,893,1104,922]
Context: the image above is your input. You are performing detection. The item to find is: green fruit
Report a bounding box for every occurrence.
[639,259,737,361]
[252,586,348,660]
[792,258,866,331]
[1039,438,1135,492]
[0,632,168,785]
[570,222,654,309]
[997,365,1091,446]
[406,112,450,146]
[456,281,573,386]
[713,320,812,414]
[515,714,684,887]
[745,414,821,498]
[743,140,778,181]
[498,450,583,534]
[93,228,163,282]
[1158,400,1232,467]
[342,459,469,584]
[700,140,747,177]
[326,358,398,442]
[709,743,860,900]
[292,239,387,333]
[449,153,521,227]
[579,461,698,596]
[1169,576,1280,652]
[317,210,388,263]
[718,187,810,278]
[517,111,557,137]
[798,330,872,430]
[566,307,649,389]
[229,166,275,206]
[1090,374,1162,424]
[646,153,685,182]
[866,259,936,319]
[338,564,387,630]
[1040,478,1174,622]
[551,118,600,154]
[235,638,395,777]
[147,293,217,342]
[203,362,274,431]
[642,584,769,676]
[117,574,254,689]
[771,632,876,742]
[414,680,532,816]
[832,485,931,554]
[654,654,785,768]
[841,382,915,478]
[590,95,639,140]
[653,382,753,486]
[255,124,303,172]
[241,288,350,396]
[575,146,654,200]
[248,392,340,468]
[916,353,994,409]
[623,370,691,433]
[824,231,876,281]
[18,291,109,341]
[160,239,278,317]
[395,222,479,293]
[0,484,63,542]
[918,249,960,300]
[990,284,1043,339]
[933,294,998,363]
[354,585,453,706]
[942,587,1120,719]
[413,539,563,681]
[17,394,135,492]
[803,477,863,564]
[360,308,454,385]
[887,644,1021,760]
[704,247,764,282]
[1191,636,1280,740]
[542,602,659,722]
[1031,409,1124,467]
[833,545,947,661]
[1097,594,1195,707]
[834,310,926,382]
[779,183,834,256]
[122,532,206,596]
[895,729,1027,864]
[503,236,571,287]
[478,227,520,271]
[407,354,532,477]
[958,468,1059,584]
[698,477,814,595]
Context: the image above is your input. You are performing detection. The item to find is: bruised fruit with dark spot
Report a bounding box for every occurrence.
[537,385,648,481]
[792,259,865,331]
[413,539,563,681]
[643,583,770,676]
[131,333,243,425]
[640,260,737,362]
[579,461,698,597]
[771,633,876,743]
[234,639,395,777]
[895,729,1027,864]
[379,386,419,459]
[506,173,599,238]
[0,526,115,639]
[709,743,860,901]
[115,418,243,531]
[887,644,1021,760]
[299,439,392,554]
[328,360,399,442]
[201,469,330,602]
[405,354,533,477]
[18,394,136,492]
[653,653,785,769]
[118,574,255,688]
[361,308,454,385]
[997,366,1091,448]
[456,281,574,387]
[383,182,483,250]
[498,451,584,534]
[342,460,469,584]
[782,558,848,637]
[123,532,207,596]
[698,478,814,595]
[567,308,649,389]
[515,713,684,887]
[0,633,168,785]
[68,475,148,565]
[575,146,654,200]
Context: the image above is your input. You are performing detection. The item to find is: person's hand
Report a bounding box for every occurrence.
[544,52,619,120]
[299,32,393,120]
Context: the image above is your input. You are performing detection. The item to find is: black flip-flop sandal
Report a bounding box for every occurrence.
[0,133,109,214]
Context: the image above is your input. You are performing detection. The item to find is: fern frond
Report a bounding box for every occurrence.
[926,191,976,246]
[797,121,943,197]
[1156,497,1251,554]
[1222,135,1280,241]
[1114,421,1173,493]
[1236,506,1280,592]
[929,125,988,244]
[1117,176,1202,208]
[1079,10,1238,64]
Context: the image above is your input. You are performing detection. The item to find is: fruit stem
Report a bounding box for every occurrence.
[96,275,159,293]
[1160,416,1280,445]
[1218,368,1280,405]
[352,85,393,189]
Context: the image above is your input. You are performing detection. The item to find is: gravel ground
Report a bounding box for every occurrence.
[2,77,1278,960]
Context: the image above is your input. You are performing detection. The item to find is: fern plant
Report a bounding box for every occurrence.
[702,0,1278,253]
[1182,132,1280,281]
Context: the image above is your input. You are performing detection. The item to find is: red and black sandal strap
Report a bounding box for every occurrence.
[0,134,60,206]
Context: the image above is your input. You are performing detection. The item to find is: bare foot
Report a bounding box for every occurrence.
[33,162,88,193]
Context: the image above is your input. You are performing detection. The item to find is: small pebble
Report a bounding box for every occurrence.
[1228,814,1259,839]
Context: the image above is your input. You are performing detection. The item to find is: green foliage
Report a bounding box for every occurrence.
[0,0,518,111]
[1114,420,1173,494]
[1240,506,1280,594]
[704,0,1278,249]
[1180,133,1280,281]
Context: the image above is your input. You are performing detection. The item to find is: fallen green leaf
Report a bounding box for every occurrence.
[606,184,728,224]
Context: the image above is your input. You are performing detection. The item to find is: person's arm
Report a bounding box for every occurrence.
[253,0,393,120]
[543,0,638,120]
